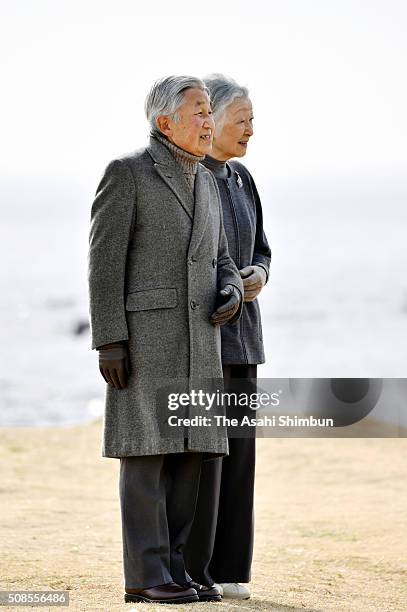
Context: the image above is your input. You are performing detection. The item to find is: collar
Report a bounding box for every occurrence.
[149,130,204,172]
[203,155,230,179]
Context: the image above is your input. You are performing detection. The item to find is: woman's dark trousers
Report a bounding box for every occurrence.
[184,364,257,585]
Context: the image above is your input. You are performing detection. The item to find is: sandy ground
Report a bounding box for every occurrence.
[1,421,406,612]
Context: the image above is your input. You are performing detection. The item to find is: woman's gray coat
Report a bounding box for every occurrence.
[88,136,243,458]
[203,158,271,364]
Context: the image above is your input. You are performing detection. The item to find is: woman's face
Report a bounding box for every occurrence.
[211,97,254,161]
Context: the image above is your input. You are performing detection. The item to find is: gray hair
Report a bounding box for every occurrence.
[203,73,249,123]
[145,75,208,131]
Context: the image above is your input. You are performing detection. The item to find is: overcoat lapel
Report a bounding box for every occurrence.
[188,165,209,257]
[147,135,209,255]
[147,137,194,220]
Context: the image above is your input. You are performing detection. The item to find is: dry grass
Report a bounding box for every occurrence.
[0,421,406,611]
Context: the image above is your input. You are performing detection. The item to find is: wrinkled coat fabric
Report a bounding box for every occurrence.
[88,136,243,458]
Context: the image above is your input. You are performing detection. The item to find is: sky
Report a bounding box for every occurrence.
[1,0,406,190]
[1,0,407,388]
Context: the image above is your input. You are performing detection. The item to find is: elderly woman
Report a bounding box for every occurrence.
[184,75,271,600]
[88,75,243,605]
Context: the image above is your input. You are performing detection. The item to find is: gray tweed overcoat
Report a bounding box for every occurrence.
[88,136,243,458]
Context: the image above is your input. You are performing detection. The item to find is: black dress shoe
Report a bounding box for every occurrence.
[124,582,198,604]
[184,580,222,602]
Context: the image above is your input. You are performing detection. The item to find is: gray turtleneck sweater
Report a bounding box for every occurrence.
[201,154,229,180]
[151,130,204,192]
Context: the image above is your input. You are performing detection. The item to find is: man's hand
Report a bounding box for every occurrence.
[98,342,130,390]
[240,265,267,302]
[210,284,241,326]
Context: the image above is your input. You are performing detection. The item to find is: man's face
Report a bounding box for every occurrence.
[159,88,215,156]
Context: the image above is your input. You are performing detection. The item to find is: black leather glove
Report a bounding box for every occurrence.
[210,284,241,326]
[98,342,130,390]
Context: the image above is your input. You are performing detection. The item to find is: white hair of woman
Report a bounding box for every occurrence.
[203,73,249,129]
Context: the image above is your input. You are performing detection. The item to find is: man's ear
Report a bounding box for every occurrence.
[156,115,173,138]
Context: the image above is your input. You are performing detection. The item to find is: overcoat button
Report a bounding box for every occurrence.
[212,258,217,268]
[190,255,197,263]
[190,300,199,310]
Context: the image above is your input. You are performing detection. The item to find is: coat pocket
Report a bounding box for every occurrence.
[125,287,178,312]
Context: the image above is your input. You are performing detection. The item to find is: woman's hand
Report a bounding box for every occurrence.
[240,265,267,302]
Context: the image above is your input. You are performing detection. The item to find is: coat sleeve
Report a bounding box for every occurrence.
[212,176,244,324]
[249,173,272,283]
[88,159,136,350]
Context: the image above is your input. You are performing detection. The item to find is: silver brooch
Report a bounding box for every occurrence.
[236,172,243,188]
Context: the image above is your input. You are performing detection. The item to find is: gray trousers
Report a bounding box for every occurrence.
[184,364,257,585]
[119,452,202,589]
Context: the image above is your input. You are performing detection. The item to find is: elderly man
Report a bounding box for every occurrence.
[88,76,243,605]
